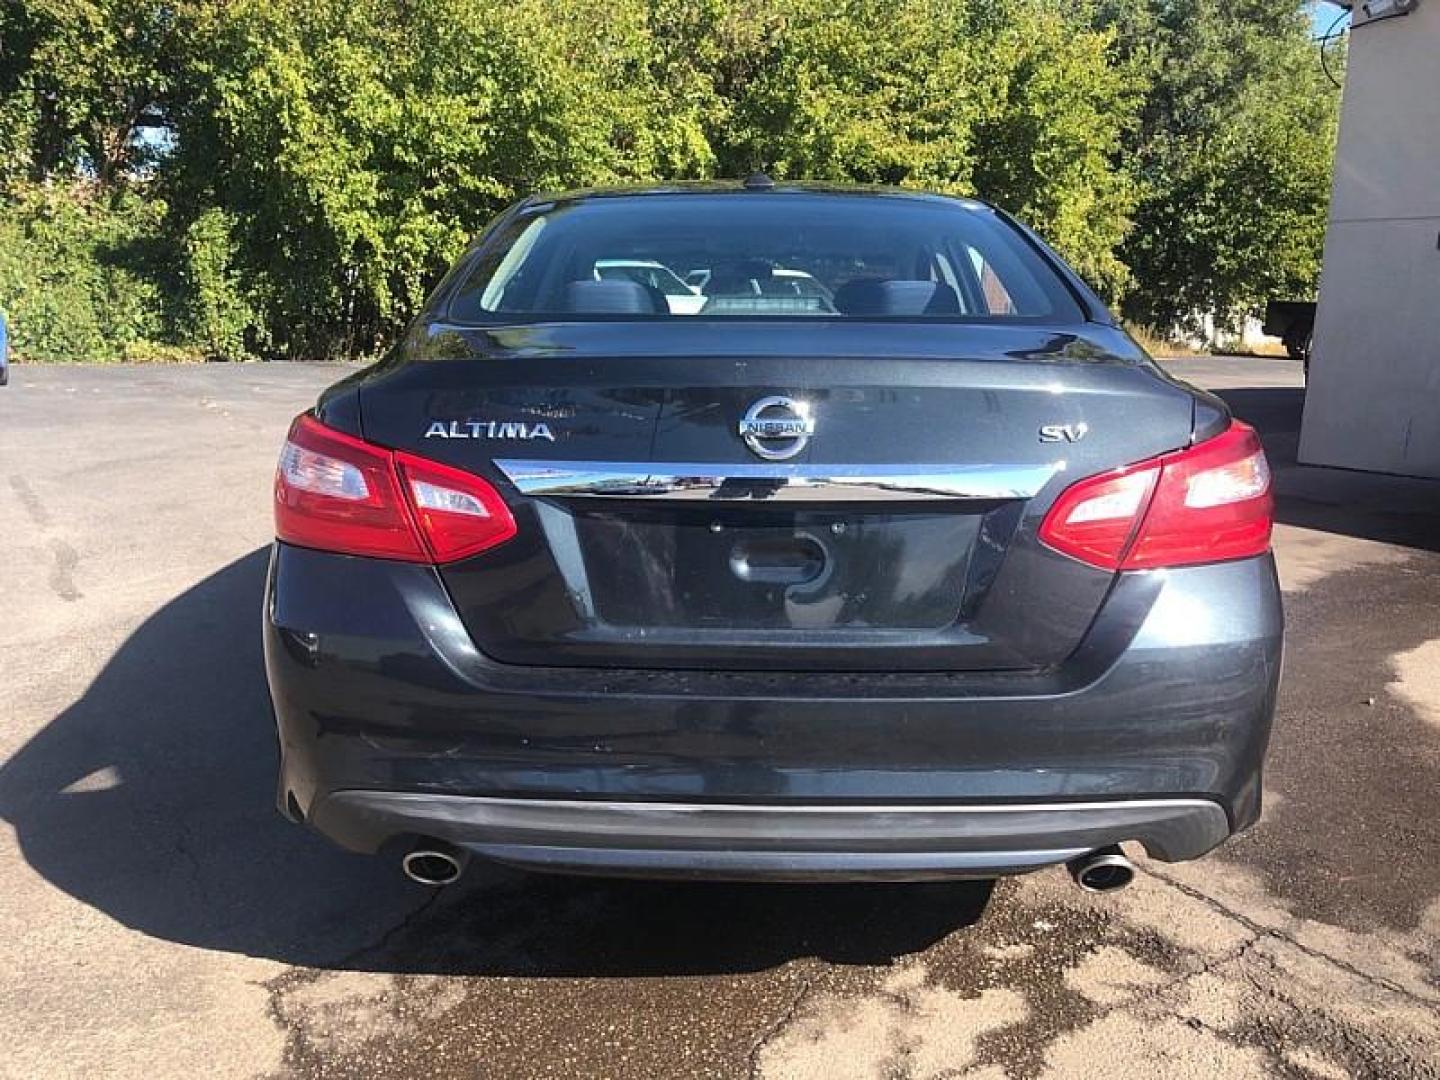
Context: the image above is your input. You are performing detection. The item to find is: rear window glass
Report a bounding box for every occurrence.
[448,194,1083,323]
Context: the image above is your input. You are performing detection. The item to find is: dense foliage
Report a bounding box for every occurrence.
[0,183,180,362]
[1097,0,1342,333]
[0,0,1340,361]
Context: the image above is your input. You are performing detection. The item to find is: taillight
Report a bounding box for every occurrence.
[1039,422,1272,571]
[392,453,517,563]
[1038,464,1159,570]
[275,416,426,561]
[274,414,517,563]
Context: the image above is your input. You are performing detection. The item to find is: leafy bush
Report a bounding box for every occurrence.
[180,208,257,362]
[0,0,1340,361]
[1101,0,1340,333]
[0,183,189,363]
[170,0,718,358]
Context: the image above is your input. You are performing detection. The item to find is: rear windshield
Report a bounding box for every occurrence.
[448,194,1084,323]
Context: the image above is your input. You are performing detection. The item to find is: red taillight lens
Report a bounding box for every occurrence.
[1039,422,1273,571]
[275,415,427,561]
[1038,463,1160,570]
[274,414,516,563]
[393,451,517,562]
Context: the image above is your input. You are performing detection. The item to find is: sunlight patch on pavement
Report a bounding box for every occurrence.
[756,963,1027,1080]
[1062,945,1168,1007]
[1271,524,1406,593]
[1388,638,1440,729]
[1040,1014,1269,1079]
[749,861,1440,1078]
[59,766,123,794]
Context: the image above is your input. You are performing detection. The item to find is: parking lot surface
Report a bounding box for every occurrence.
[1,357,1438,1079]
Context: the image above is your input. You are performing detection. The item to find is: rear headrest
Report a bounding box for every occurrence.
[562,280,666,314]
[833,279,961,316]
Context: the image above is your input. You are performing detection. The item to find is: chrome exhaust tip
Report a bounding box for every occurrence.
[401,842,468,886]
[1067,845,1136,894]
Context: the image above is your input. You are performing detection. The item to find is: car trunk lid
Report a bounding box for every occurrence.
[358,322,1197,671]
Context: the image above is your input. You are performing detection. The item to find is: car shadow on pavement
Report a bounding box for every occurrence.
[1215,387,1440,553]
[0,548,993,975]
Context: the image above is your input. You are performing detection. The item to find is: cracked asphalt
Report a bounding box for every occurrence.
[1,357,1438,1079]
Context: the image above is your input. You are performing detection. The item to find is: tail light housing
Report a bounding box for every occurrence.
[275,414,517,563]
[1039,422,1273,571]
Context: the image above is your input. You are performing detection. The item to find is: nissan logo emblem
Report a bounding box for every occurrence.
[737,396,815,460]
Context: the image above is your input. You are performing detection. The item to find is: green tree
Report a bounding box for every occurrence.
[713,0,987,187]
[969,2,1142,299]
[0,182,174,361]
[0,0,179,184]
[1098,0,1341,333]
[166,0,716,358]
[0,0,1343,361]
[694,0,1141,299]
[179,207,256,361]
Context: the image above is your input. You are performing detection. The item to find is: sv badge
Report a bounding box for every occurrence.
[1039,422,1089,444]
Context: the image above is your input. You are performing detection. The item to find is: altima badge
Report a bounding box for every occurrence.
[738,396,815,460]
[425,420,555,441]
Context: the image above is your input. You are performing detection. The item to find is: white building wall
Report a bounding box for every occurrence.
[1298,2,1440,478]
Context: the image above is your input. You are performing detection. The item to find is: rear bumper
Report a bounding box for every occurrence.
[311,792,1229,881]
[264,543,1282,879]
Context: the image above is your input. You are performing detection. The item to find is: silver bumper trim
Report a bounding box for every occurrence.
[493,459,1059,502]
[314,793,1232,878]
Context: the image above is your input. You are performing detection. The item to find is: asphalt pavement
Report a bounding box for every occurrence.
[1,357,1438,1079]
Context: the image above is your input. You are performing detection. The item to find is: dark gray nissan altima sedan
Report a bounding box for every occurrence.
[264,180,1281,892]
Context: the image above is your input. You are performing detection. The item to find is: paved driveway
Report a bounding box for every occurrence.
[1,358,1437,1079]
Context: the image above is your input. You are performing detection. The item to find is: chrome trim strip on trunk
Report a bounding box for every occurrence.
[493,460,1059,502]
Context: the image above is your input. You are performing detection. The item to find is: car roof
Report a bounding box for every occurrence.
[520,181,992,214]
